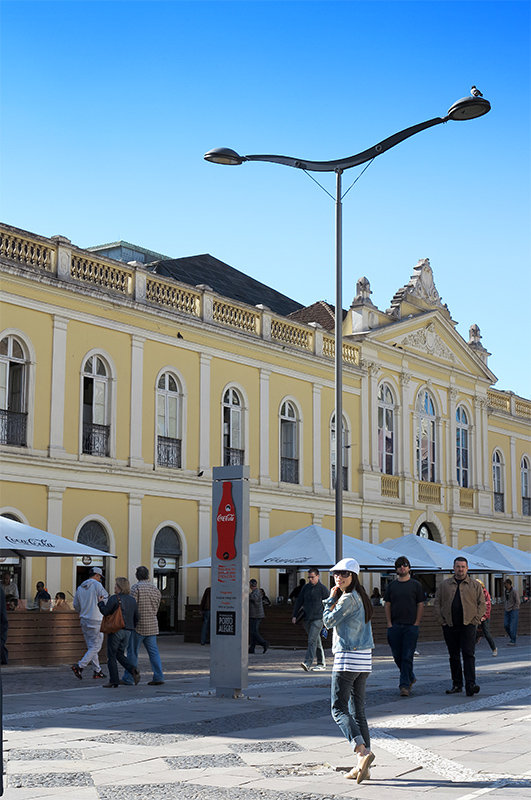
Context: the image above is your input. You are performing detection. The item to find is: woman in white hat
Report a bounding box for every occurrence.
[322,557,375,784]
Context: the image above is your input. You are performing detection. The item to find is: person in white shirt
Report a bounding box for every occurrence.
[72,567,108,680]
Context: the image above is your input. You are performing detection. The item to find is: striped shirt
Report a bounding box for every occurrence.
[130,580,161,636]
[333,649,372,673]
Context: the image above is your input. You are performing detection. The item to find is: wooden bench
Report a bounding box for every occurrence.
[5,611,107,666]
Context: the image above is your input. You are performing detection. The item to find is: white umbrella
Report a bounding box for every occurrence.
[380,533,506,572]
[463,540,531,575]
[0,517,115,559]
[183,524,436,572]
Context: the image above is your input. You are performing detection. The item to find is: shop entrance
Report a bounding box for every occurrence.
[153,526,182,633]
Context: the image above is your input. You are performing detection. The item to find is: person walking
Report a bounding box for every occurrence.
[434,556,486,696]
[248,579,269,654]
[475,579,497,656]
[200,586,211,646]
[72,567,108,680]
[503,578,520,645]
[121,566,165,685]
[98,577,140,688]
[323,557,375,785]
[384,555,424,697]
[292,567,329,672]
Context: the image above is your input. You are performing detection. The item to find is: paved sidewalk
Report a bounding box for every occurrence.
[1,635,530,799]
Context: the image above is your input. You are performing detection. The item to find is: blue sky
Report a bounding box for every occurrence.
[1,1,530,396]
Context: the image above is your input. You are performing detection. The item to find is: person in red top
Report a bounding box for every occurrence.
[475,579,497,656]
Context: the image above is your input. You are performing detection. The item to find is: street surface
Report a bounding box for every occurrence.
[1,635,530,799]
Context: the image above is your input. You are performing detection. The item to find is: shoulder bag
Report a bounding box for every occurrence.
[100,597,125,634]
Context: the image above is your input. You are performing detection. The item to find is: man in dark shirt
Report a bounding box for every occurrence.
[292,567,329,672]
[384,556,424,697]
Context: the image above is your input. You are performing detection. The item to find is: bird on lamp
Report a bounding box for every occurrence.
[470,85,483,97]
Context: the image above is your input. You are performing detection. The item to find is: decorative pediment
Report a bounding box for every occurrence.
[389,258,450,316]
[398,323,457,363]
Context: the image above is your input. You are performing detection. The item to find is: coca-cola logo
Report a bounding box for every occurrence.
[217,513,235,523]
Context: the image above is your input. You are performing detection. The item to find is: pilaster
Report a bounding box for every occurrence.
[48,316,69,458]
[259,369,272,486]
[312,383,323,491]
[199,354,211,478]
[127,492,144,579]
[129,335,145,467]
[198,499,211,597]
[46,486,65,593]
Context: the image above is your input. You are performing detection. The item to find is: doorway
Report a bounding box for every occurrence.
[153,526,182,633]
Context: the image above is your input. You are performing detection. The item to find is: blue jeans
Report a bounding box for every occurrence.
[303,618,326,668]
[122,632,164,684]
[387,623,419,688]
[331,670,370,750]
[504,609,519,643]
[107,629,135,686]
[249,618,268,651]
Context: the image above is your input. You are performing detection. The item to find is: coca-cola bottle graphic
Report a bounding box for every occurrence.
[216,481,237,560]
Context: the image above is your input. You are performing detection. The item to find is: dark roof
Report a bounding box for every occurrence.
[288,300,347,332]
[151,254,304,318]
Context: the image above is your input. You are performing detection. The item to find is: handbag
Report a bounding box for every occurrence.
[100,598,125,634]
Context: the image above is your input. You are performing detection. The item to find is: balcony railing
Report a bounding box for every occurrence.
[224,447,244,467]
[418,481,441,504]
[494,492,505,512]
[82,423,110,457]
[157,436,182,469]
[459,487,475,509]
[523,498,531,517]
[0,410,27,446]
[281,457,299,484]
[381,474,400,498]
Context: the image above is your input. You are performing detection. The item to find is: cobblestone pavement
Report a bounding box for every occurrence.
[1,635,530,799]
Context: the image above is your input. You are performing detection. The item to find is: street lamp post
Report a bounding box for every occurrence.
[205,95,490,563]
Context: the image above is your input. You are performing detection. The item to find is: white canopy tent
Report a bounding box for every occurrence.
[463,540,531,575]
[183,524,438,572]
[0,517,115,559]
[379,533,506,573]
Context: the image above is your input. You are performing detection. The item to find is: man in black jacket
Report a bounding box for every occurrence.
[292,568,329,672]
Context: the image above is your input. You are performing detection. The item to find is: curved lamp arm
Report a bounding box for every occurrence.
[204,96,490,173]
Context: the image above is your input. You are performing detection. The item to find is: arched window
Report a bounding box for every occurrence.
[521,456,530,516]
[417,523,433,540]
[378,383,395,475]
[331,414,348,490]
[76,520,110,587]
[223,387,244,466]
[492,450,504,512]
[280,400,299,484]
[157,372,182,468]
[82,355,110,456]
[456,406,470,488]
[0,335,28,447]
[416,390,437,483]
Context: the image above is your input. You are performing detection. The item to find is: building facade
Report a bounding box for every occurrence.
[1,222,529,628]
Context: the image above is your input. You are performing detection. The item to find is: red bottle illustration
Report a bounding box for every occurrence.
[216,481,237,560]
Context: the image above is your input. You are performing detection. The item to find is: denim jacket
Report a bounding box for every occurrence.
[322,591,374,653]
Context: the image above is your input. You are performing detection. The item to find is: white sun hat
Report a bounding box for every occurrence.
[330,557,360,575]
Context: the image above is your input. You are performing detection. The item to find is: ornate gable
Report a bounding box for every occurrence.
[398,322,458,363]
[388,258,451,317]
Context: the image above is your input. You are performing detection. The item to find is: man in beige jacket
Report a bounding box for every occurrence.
[434,557,486,696]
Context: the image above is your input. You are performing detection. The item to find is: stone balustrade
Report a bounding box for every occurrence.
[0,222,362,367]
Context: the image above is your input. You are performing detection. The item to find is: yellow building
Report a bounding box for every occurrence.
[1,223,530,628]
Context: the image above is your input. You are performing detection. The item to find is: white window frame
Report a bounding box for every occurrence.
[521,455,530,516]
[377,382,396,475]
[0,330,35,449]
[279,398,300,484]
[416,389,438,483]
[79,350,116,458]
[456,405,470,488]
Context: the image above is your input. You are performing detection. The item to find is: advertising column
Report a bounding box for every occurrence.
[210,464,249,697]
